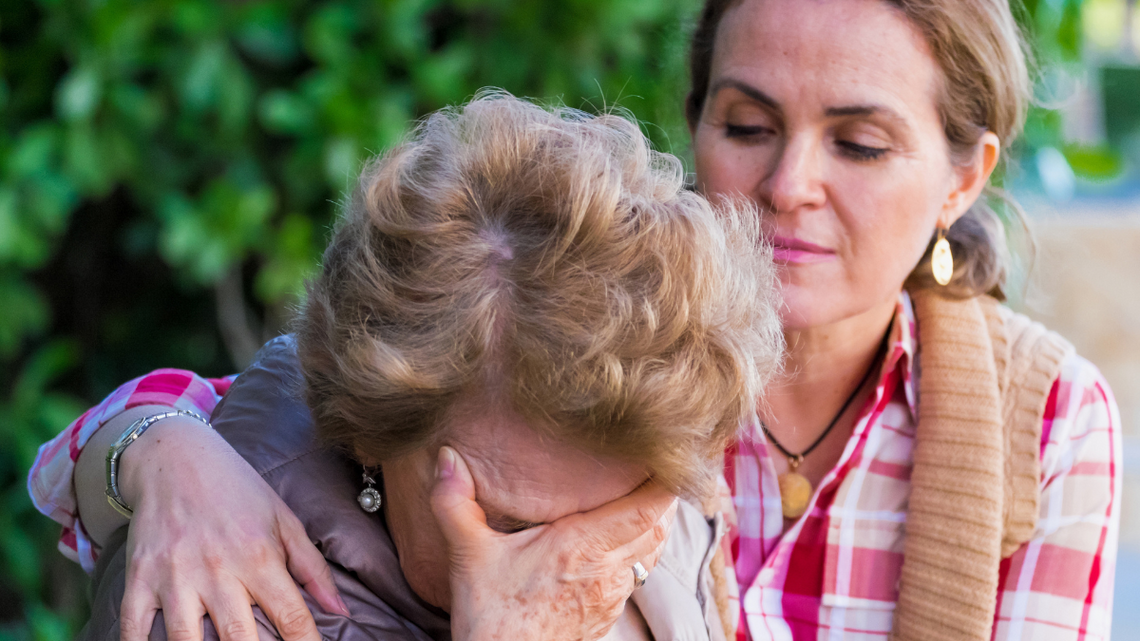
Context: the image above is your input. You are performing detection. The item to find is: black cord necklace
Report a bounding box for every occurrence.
[763,329,891,520]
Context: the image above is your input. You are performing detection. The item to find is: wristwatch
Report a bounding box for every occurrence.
[104,410,211,518]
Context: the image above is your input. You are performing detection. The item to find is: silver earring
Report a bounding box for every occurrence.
[358,469,382,513]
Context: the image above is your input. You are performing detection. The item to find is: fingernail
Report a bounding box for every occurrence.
[336,595,351,617]
[436,447,456,480]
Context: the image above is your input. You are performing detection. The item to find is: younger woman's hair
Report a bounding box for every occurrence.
[687,0,1034,300]
[297,93,783,497]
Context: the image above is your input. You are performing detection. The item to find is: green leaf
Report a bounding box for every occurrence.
[236,4,301,66]
[11,341,79,409]
[258,90,317,135]
[255,213,320,303]
[0,277,49,358]
[55,67,102,122]
[25,603,71,641]
[323,137,359,188]
[181,41,226,112]
[63,124,113,195]
[7,125,59,181]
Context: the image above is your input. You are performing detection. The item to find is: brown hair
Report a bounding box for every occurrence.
[687,0,1033,300]
[297,93,783,497]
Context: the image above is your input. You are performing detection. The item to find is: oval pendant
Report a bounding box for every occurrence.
[931,236,954,286]
[778,471,813,520]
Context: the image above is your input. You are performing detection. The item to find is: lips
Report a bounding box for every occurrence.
[768,235,837,264]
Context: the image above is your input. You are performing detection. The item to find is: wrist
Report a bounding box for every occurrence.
[117,414,218,510]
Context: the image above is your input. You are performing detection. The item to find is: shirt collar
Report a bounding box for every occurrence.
[884,290,918,420]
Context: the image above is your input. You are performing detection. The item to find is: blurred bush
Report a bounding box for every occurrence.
[0,0,1094,639]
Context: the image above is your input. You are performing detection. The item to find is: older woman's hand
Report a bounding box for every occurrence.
[431,446,677,641]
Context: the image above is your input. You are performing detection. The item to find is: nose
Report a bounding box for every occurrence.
[757,135,827,215]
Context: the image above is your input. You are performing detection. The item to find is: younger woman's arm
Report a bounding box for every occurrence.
[28,369,346,641]
[28,370,234,569]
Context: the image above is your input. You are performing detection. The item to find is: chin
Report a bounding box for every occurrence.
[398,546,452,610]
[777,282,861,331]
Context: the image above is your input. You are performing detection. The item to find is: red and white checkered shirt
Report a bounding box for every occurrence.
[28,293,1121,640]
[723,292,1121,641]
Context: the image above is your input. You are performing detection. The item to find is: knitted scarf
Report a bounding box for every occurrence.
[890,290,1074,641]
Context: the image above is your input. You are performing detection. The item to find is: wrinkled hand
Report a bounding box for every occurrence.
[117,419,348,641]
[430,446,677,641]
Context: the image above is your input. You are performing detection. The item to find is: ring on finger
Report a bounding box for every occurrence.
[632,561,649,590]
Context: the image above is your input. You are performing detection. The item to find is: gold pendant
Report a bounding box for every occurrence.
[778,457,813,520]
[931,232,953,286]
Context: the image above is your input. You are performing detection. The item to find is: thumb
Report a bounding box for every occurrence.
[430,446,491,550]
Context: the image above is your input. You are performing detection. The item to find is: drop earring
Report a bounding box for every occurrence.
[358,468,382,513]
[931,227,953,286]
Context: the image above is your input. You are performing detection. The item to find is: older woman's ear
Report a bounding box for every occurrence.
[940,131,1001,229]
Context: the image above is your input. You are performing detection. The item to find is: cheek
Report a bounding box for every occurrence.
[834,162,943,272]
[693,127,772,199]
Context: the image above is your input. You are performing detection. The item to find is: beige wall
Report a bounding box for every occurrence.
[1010,208,1140,550]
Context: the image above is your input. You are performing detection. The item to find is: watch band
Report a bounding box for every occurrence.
[105,410,211,518]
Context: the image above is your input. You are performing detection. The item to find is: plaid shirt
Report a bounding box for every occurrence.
[724,292,1121,641]
[29,293,1121,639]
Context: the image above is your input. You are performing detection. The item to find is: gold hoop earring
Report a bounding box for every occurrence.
[931,227,953,286]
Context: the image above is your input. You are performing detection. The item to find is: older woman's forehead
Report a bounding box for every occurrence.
[445,406,647,524]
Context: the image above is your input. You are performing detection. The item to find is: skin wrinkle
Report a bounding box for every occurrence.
[381,392,649,612]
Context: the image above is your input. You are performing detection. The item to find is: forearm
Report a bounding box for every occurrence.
[74,405,220,547]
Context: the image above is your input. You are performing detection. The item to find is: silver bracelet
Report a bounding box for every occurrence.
[105,410,212,518]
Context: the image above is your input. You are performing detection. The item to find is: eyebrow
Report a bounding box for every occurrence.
[709,78,782,115]
[824,104,909,128]
[709,78,909,127]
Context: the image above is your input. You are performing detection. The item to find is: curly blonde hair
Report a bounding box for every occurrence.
[296,93,782,496]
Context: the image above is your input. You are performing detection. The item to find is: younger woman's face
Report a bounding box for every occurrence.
[692,0,988,330]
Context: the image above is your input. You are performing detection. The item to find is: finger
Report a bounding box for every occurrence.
[247,564,321,641]
[563,482,678,551]
[279,511,349,616]
[202,581,261,641]
[430,446,493,548]
[614,497,678,571]
[160,590,207,641]
[119,583,161,641]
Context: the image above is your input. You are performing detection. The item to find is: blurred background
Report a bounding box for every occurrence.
[0,0,1136,639]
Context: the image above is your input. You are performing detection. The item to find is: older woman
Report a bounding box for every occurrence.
[32,1,1122,640]
[56,94,782,641]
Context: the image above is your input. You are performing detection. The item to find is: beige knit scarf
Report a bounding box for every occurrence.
[890,290,1074,641]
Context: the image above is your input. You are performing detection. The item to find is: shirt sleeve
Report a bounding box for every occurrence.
[991,354,1122,641]
[27,369,236,574]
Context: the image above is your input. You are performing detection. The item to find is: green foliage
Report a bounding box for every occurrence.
[0,0,699,636]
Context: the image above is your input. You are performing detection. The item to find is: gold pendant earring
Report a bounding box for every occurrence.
[931,228,953,286]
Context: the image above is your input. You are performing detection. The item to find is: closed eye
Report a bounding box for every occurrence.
[837,140,889,161]
[725,124,775,140]
[487,516,541,534]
